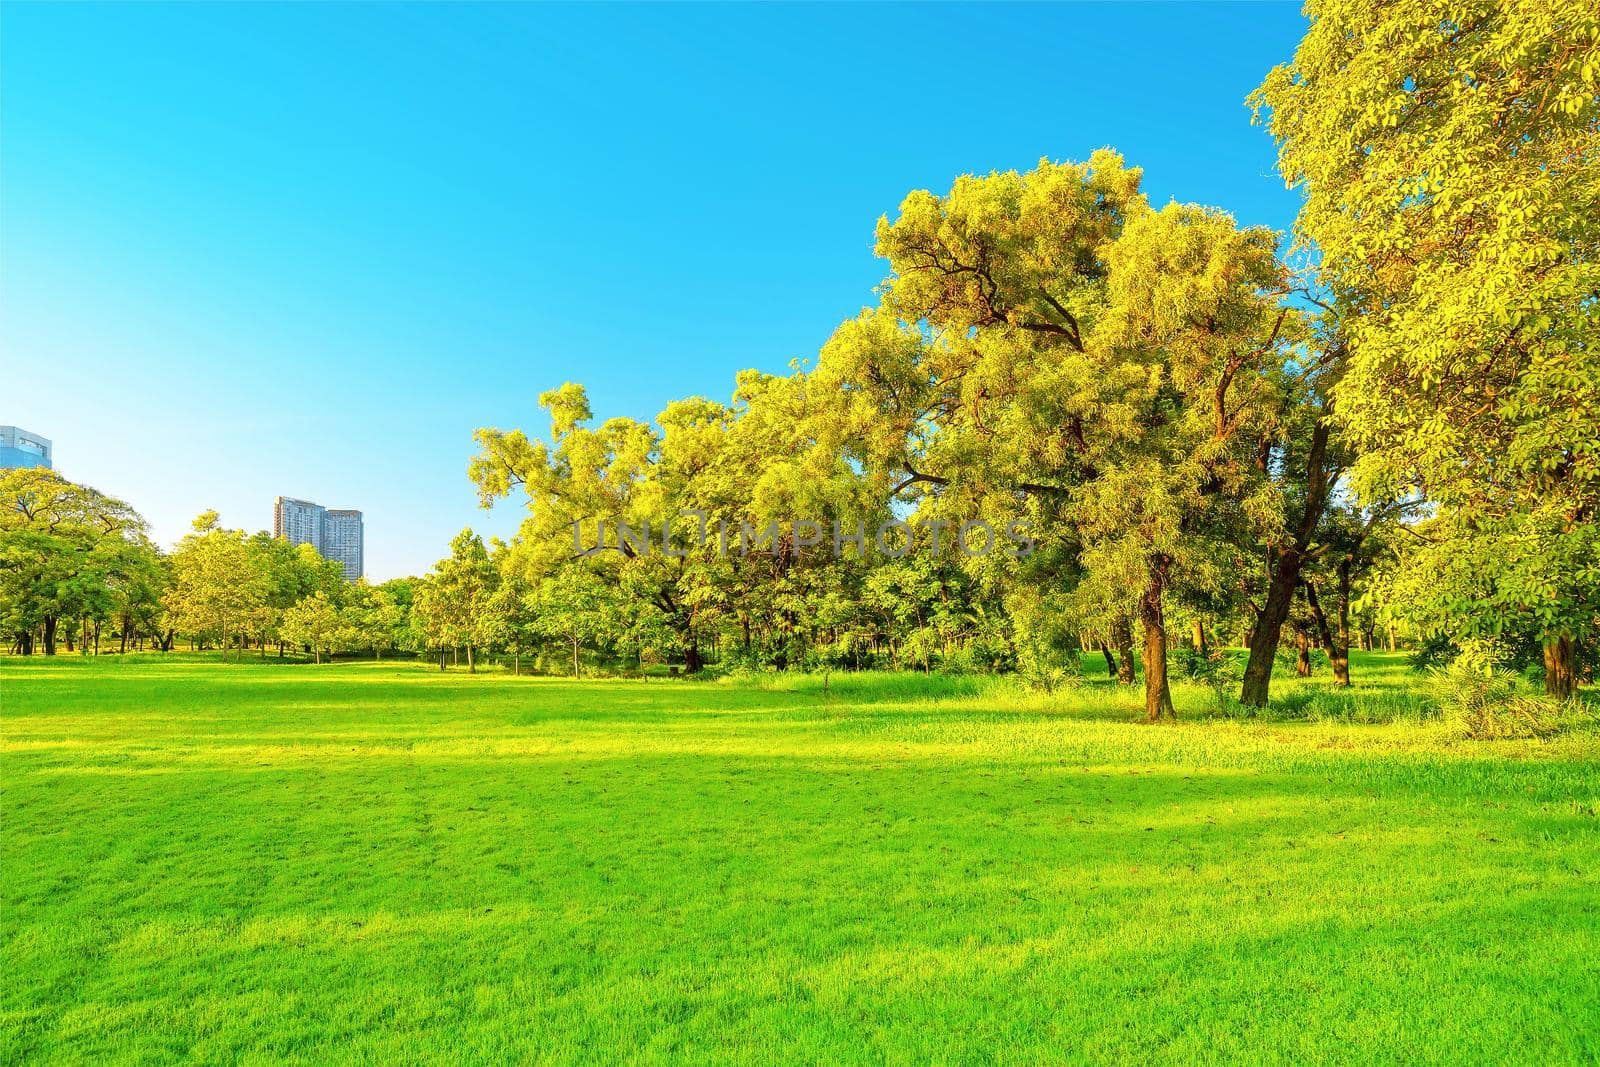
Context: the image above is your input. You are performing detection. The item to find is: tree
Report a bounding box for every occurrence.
[480,545,539,674]
[243,534,346,656]
[0,469,155,655]
[355,579,415,659]
[470,385,700,668]
[280,591,344,663]
[1253,0,1600,694]
[163,512,267,659]
[821,155,1298,719]
[471,371,877,674]
[413,530,498,672]
[531,563,615,678]
[111,546,169,654]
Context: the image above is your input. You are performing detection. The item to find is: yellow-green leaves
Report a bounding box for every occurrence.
[1256,0,1600,646]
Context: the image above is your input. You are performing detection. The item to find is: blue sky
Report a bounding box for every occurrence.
[1,2,1309,580]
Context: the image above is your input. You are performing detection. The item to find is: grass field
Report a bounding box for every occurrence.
[3,653,1598,1064]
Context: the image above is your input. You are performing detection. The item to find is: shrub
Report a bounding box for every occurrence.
[1174,646,1244,714]
[1431,641,1595,739]
[1273,639,1329,674]
[1017,644,1083,694]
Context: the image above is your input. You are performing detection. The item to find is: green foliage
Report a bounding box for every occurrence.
[1173,645,1245,714]
[1407,632,1459,672]
[1017,653,1083,695]
[1432,663,1582,741]
[1254,0,1600,659]
[0,469,159,654]
[412,530,498,667]
[279,592,344,663]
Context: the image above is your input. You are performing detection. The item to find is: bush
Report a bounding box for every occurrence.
[1410,628,1556,676]
[1174,646,1244,714]
[1431,641,1595,739]
[1445,687,1581,740]
[1017,644,1083,694]
[955,635,1016,674]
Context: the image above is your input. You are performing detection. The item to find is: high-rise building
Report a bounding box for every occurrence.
[273,496,364,580]
[321,509,364,582]
[274,496,324,547]
[0,426,52,470]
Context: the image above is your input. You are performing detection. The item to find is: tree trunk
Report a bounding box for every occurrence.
[1112,615,1136,685]
[1294,624,1311,677]
[684,631,704,673]
[572,634,580,678]
[1331,558,1352,687]
[1240,550,1301,706]
[1239,415,1332,707]
[1140,555,1175,722]
[513,651,520,677]
[43,615,58,656]
[1191,619,1207,655]
[1543,636,1577,699]
[1303,580,1335,663]
[467,645,475,673]
[1099,641,1118,679]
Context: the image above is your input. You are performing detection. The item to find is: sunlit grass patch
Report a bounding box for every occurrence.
[2,653,1596,1063]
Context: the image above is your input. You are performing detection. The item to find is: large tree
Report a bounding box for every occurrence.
[163,512,267,659]
[1253,0,1600,694]
[821,155,1298,719]
[0,469,155,656]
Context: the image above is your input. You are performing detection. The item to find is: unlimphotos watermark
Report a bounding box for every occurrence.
[573,511,1035,559]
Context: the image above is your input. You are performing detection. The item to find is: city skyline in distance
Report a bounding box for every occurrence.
[2,421,428,581]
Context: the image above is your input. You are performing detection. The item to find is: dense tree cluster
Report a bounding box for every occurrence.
[0,471,418,661]
[4,1,1593,710]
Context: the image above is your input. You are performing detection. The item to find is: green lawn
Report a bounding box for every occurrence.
[3,654,1597,1064]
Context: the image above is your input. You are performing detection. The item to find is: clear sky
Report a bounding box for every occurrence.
[1,1,1309,580]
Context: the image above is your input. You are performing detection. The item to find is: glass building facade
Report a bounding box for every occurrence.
[0,426,53,470]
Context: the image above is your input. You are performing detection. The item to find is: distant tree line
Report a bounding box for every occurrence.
[0,473,416,662]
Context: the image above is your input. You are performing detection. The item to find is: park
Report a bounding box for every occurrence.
[3,0,1598,1062]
